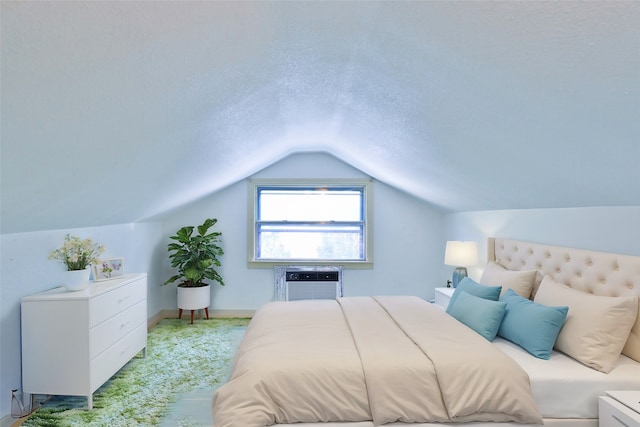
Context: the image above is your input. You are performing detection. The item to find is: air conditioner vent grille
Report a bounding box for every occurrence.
[274,266,343,301]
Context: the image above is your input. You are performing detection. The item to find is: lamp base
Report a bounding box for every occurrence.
[451,267,468,288]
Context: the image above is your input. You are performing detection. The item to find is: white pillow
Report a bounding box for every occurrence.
[480,261,536,299]
[534,275,638,373]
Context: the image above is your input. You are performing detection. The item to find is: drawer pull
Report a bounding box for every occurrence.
[118,296,130,303]
[120,321,131,329]
[120,346,130,355]
[611,414,629,427]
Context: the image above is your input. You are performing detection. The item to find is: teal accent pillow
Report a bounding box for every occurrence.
[447,290,507,341]
[498,288,569,360]
[447,277,502,311]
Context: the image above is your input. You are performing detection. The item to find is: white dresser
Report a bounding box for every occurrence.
[21,273,147,409]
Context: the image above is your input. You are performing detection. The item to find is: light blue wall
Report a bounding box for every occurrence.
[156,153,446,311]
[0,222,162,421]
[443,206,640,280]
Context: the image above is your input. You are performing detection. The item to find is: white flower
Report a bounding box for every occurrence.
[48,234,105,271]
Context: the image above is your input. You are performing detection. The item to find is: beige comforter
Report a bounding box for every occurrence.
[212,296,542,426]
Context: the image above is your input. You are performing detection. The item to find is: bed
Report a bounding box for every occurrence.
[212,238,640,427]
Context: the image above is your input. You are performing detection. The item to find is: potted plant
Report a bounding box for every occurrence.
[49,234,105,291]
[162,218,225,323]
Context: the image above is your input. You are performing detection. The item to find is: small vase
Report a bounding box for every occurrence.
[65,268,91,291]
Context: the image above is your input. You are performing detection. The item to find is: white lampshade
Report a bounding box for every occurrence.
[444,241,478,267]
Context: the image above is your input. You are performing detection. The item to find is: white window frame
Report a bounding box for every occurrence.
[248,178,373,268]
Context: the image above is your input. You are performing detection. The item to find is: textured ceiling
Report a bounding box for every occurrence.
[2,1,639,234]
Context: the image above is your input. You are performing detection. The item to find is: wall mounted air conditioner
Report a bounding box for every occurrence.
[274,266,343,301]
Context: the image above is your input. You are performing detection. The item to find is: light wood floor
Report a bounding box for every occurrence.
[160,390,215,427]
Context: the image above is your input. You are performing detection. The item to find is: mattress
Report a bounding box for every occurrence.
[494,337,640,419]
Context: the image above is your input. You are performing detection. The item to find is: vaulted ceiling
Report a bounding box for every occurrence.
[2,1,639,234]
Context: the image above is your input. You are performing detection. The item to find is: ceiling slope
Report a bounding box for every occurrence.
[1,1,639,234]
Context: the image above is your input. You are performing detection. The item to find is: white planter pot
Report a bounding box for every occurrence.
[64,268,91,291]
[177,284,211,310]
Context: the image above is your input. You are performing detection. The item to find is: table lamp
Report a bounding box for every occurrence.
[444,241,478,288]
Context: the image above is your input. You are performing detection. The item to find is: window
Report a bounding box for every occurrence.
[248,179,373,267]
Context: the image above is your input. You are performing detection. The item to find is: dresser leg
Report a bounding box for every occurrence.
[178,308,183,319]
[204,307,209,320]
[190,310,194,324]
[87,394,93,410]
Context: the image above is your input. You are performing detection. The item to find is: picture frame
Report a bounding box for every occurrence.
[92,258,125,281]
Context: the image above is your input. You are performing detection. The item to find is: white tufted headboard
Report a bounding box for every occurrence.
[488,238,640,362]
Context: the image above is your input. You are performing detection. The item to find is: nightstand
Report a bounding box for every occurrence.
[599,391,640,427]
[434,287,455,309]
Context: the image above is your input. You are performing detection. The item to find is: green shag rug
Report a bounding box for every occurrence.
[20,317,249,427]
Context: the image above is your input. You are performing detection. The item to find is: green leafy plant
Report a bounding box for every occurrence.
[162,218,225,288]
[48,234,105,271]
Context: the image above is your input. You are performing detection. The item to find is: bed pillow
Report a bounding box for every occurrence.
[447,290,507,341]
[534,275,638,373]
[447,277,502,310]
[480,261,537,299]
[498,288,568,359]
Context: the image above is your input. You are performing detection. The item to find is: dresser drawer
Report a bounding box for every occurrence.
[90,323,147,392]
[89,278,146,327]
[90,300,146,358]
[599,396,640,427]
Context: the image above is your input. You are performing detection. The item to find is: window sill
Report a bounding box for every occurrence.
[247,260,373,269]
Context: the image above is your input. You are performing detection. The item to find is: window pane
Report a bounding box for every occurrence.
[250,181,372,265]
[259,188,362,222]
[258,223,363,260]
